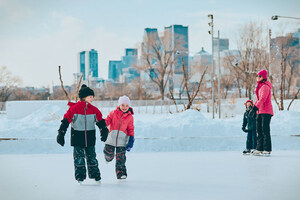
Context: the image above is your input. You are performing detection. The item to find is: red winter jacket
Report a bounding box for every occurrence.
[254,81,274,116]
[63,101,103,147]
[105,107,134,147]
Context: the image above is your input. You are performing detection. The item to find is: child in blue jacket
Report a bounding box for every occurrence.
[242,100,257,154]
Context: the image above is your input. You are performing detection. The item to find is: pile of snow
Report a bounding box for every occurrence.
[0,101,300,154]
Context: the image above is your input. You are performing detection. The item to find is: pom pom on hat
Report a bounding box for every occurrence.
[78,84,94,99]
[118,95,130,106]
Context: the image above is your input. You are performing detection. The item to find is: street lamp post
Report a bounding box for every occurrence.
[217,30,221,119]
[208,14,215,119]
[208,14,222,119]
[271,15,300,20]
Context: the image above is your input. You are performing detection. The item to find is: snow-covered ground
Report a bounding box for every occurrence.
[0,103,300,153]
[0,100,300,200]
[1,152,300,200]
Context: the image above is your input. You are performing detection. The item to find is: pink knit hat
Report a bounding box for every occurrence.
[118,95,130,106]
[257,69,268,80]
[244,100,254,106]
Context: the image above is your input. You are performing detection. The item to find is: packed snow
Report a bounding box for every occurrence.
[0,100,300,200]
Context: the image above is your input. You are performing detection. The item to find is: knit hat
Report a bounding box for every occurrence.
[78,84,94,99]
[118,95,130,106]
[244,100,254,106]
[257,69,268,80]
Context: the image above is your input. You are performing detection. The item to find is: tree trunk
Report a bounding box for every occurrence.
[160,86,165,100]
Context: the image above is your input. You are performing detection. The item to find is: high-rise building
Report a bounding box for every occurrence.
[213,38,229,53]
[78,49,98,81]
[108,48,139,83]
[164,24,189,90]
[108,60,122,81]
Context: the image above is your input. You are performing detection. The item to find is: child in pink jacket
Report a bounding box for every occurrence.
[103,95,135,179]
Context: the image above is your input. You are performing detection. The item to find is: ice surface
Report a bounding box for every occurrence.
[0,152,299,200]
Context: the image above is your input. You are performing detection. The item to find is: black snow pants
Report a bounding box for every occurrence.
[256,114,272,152]
[103,144,127,178]
[73,146,101,181]
[246,129,257,150]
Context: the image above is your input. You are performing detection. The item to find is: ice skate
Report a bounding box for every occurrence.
[242,149,251,155]
[95,177,101,183]
[118,175,127,180]
[262,151,271,157]
[252,150,263,156]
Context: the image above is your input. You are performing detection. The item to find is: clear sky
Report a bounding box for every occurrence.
[0,0,299,87]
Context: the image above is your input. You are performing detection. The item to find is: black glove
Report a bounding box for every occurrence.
[249,106,258,118]
[242,127,249,133]
[57,131,65,146]
[100,127,109,142]
[57,118,69,147]
[96,119,109,142]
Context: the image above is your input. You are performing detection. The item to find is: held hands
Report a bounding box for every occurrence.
[242,127,249,133]
[249,105,258,118]
[126,136,135,152]
[100,127,109,142]
[96,119,109,142]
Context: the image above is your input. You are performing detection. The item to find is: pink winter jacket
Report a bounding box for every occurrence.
[254,81,274,116]
[104,107,134,147]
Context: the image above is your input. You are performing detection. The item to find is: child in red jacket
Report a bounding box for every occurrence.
[103,95,135,180]
[57,84,109,183]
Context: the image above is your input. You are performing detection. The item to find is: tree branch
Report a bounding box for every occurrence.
[58,66,70,101]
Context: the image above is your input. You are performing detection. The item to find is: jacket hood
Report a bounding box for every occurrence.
[264,81,272,90]
[116,106,134,115]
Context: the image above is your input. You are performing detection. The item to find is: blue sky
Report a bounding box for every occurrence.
[0,0,299,87]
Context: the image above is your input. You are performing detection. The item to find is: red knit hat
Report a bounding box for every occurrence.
[244,100,254,106]
[257,69,268,80]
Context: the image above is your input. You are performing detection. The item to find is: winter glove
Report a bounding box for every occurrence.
[96,119,109,142]
[242,127,249,133]
[100,127,109,142]
[57,118,69,147]
[249,105,258,118]
[126,136,135,152]
[57,131,65,146]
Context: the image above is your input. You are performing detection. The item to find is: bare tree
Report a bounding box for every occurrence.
[58,66,83,102]
[0,66,21,109]
[169,57,208,110]
[223,22,269,100]
[139,31,186,100]
[271,33,299,110]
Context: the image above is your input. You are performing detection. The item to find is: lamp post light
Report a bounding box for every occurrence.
[271,15,300,21]
[208,14,222,119]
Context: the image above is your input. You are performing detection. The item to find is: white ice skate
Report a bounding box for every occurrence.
[262,151,271,157]
[252,150,263,156]
[118,175,127,181]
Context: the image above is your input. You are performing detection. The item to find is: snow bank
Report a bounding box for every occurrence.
[1,100,300,154]
[6,100,69,119]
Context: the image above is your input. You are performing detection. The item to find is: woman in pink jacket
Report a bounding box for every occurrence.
[103,95,135,179]
[249,69,273,156]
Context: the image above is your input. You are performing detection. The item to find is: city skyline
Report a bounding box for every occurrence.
[0,0,299,87]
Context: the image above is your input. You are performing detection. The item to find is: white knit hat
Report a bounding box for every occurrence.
[118,95,130,106]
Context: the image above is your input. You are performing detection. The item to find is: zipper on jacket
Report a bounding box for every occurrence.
[84,102,88,147]
[115,112,124,147]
